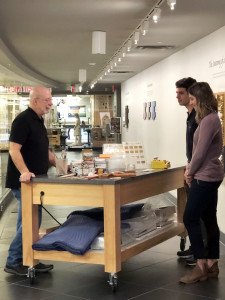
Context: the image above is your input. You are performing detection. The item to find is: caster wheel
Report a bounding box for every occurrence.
[108,273,118,292]
[30,275,35,284]
[111,276,118,292]
[28,267,35,284]
[180,237,186,251]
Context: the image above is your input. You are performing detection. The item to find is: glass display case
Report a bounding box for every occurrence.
[0,93,27,199]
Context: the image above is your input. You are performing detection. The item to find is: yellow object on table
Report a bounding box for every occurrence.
[151,160,171,169]
[99,153,112,159]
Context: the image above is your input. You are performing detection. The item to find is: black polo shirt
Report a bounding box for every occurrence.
[186,108,198,163]
[6,107,49,189]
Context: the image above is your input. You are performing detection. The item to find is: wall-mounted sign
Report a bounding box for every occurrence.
[0,86,52,93]
[209,56,225,78]
[5,86,33,93]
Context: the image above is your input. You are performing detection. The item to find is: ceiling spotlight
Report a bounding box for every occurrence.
[153,8,161,23]
[133,31,140,45]
[127,40,132,52]
[142,20,149,36]
[116,52,122,62]
[167,0,176,10]
[122,46,126,57]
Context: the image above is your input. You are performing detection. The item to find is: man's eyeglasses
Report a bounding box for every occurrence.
[38,97,52,103]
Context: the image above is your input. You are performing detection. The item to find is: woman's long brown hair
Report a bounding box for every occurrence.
[188,82,218,123]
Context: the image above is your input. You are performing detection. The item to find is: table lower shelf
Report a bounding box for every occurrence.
[32,222,185,271]
[121,222,185,261]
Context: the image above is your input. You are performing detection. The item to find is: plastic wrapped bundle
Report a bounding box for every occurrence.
[142,194,177,227]
[90,227,135,250]
[124,211,157,238]
[154,206,176,227]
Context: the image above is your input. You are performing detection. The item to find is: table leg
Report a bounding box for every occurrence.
[22,183,39,266]
[177,187,187,238]
[103,185,121,273]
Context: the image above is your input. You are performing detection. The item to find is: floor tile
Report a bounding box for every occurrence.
[66,280,151,300]
[0,283,55,300]
[44,294,87,300]
[130,288,217,300]
[164,267,225,300]
[118,259,184,290]
[15,268,102,294]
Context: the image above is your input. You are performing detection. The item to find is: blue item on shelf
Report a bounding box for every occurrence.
[32,203,144,255]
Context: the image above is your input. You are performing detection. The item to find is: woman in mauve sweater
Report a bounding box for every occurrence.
[180,82,224,284]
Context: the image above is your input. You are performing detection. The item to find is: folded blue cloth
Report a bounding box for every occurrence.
[33,214,104,255]
[33,204,144,255]
[67,203,144,220]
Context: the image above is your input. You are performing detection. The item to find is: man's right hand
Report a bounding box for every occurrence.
[20,171,36,183]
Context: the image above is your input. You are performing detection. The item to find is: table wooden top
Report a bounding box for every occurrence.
[31,166,185,186]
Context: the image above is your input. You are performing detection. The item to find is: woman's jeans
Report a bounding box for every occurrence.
[6,188,42,266]
[183,179,222,260]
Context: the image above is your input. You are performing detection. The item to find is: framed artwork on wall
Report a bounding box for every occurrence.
[215,92,225,145]
[111,117,121,133]
[147,102,151,120]
[125,105,129,128]
[143,102,147,120]
[68,106,86,118]
[151,101,156,120]
[215,92,225,172]
[100,112,111,127]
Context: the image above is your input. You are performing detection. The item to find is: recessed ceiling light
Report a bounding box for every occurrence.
[88,62,96,66]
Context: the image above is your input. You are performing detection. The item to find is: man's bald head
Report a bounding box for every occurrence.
[29,86,52,117]
[30,86,51,101]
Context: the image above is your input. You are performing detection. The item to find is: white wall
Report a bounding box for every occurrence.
[121,26,225,233]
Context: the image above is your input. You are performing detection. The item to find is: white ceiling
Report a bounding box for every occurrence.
[0,0,225,92]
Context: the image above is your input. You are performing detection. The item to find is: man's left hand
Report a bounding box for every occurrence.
[20,171,35,183]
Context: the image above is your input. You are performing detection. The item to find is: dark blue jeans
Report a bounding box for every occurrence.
[6,188,42,266]
[183,179,222,259]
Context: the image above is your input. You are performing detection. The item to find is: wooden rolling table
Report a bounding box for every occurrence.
[21,166,187,289]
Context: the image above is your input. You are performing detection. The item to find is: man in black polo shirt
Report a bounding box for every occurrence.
[176,77,208,266]
[5,86,56,276]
